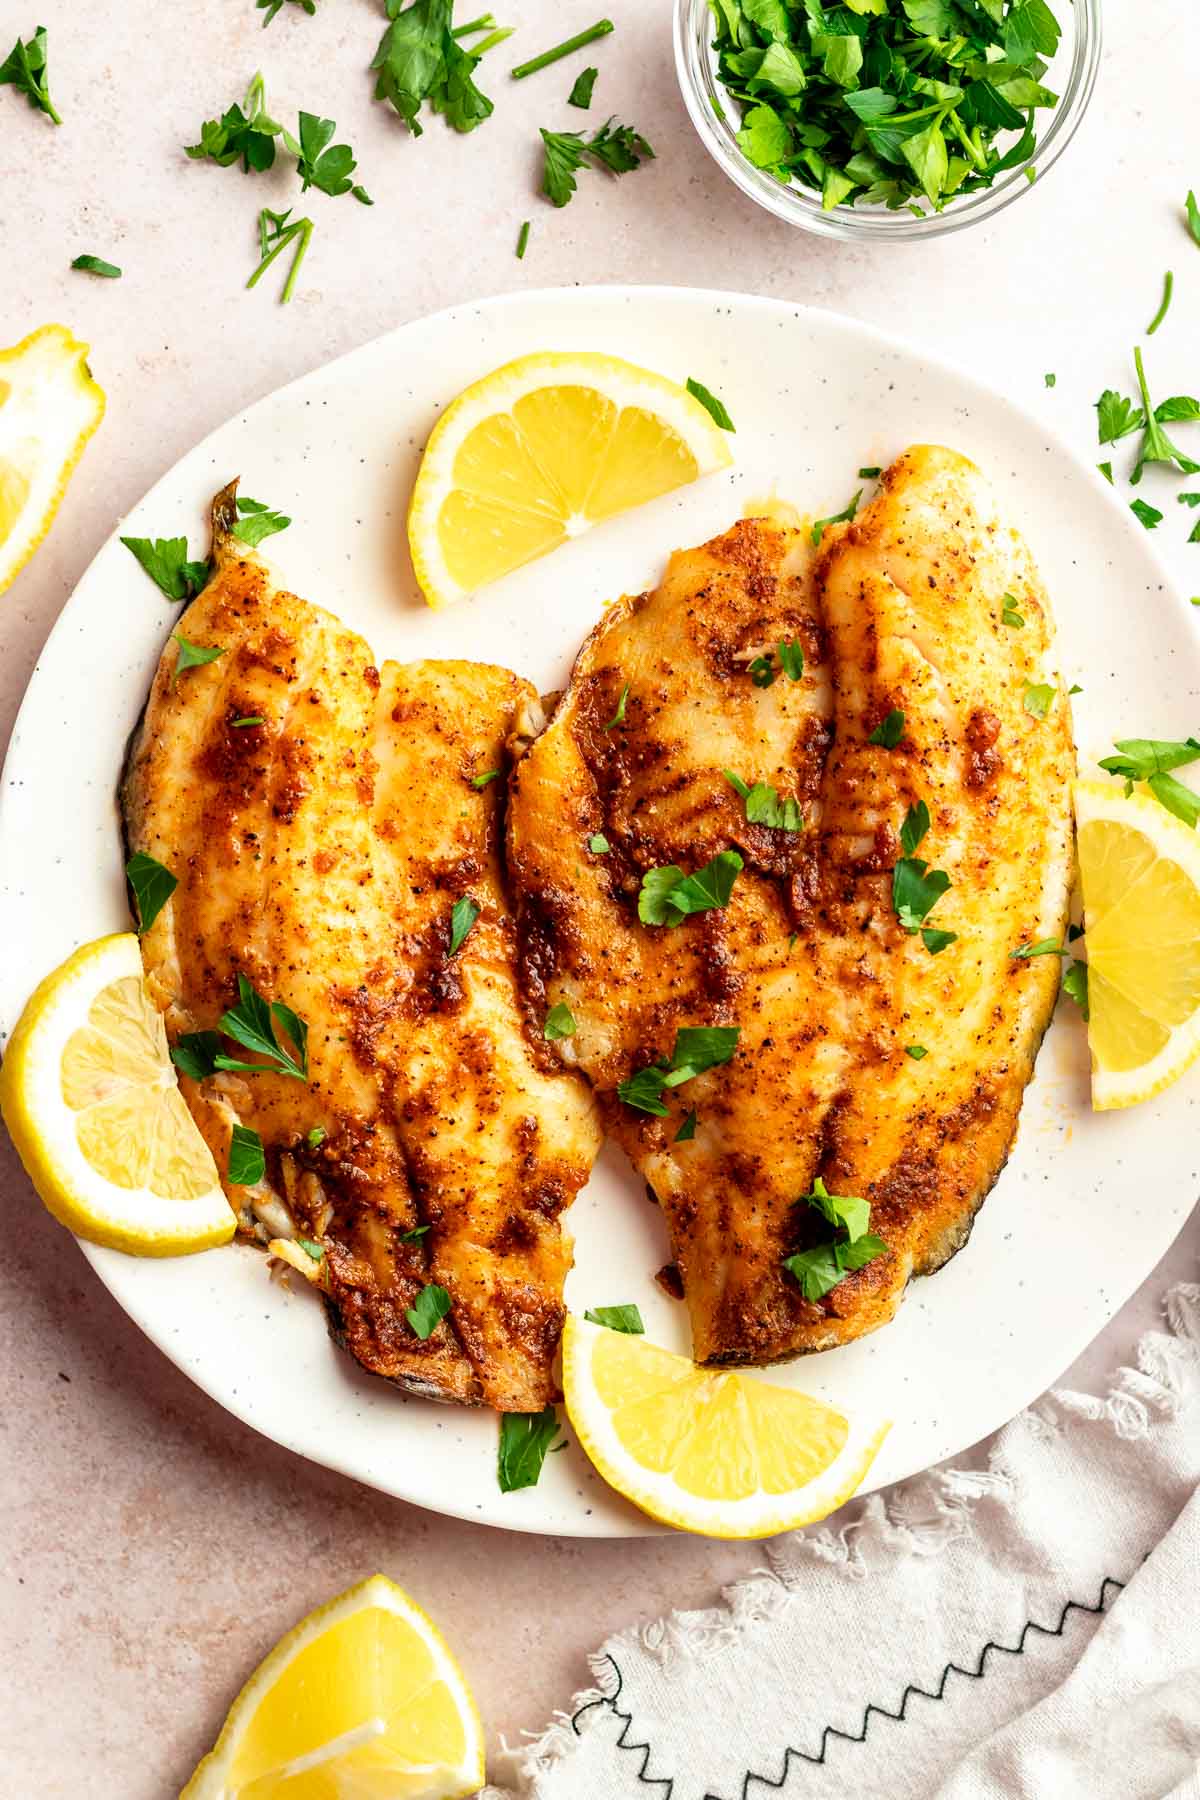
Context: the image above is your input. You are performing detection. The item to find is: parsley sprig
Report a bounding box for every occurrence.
[723,769,803,832]
[638,851,743,927]
[121,534,211,603]
[373,0,506,138]
[541,117,654,207]
[258,0,318,23]
[783,1178,886,1302]
[0,27,60,124]
[171,974,309,1083]
[233,495,292,547]
[1098,736,1200,828]
[892,801,955,953]
[617,1026,740,1117]
[498,1405,563,1491]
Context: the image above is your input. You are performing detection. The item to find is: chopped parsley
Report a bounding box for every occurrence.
[233,495,291,547]
[0,26,60,124]
[1023,682,1057,719]
[228,1124,266,1187]
[513,19,613,79]
[405,1282,451,1339]
[603,682,629,730]
[638,851,743,927]
[723,769,802,832]
[221,973,309,1078]
[125,852,177,933]
[231,716,264,727]
[892,801,952,945]
[858,466,881,479]
[1001,596,1026,627]
[543,1001,576,1040]
[1131,499,1163,530]
[1098,461,1114,483]
[296,1236,324,1260]
[710,0,1062,214]
[497,1404,562,1492]
[1095,389,1144,446]
[867,709,905,749]
[471,768,502,788]
[540,117,654,207]
[186,72,283,172]
[674,1108,698,1142]
[1147,271,1174,337]
[285,110,372,203]
[1010,937,1068,959]
[583,1303,644,1334]
[172,635,225,683]
[746,639,803,688]
[568,65,599,109]
[1044,373,1056,388]
[121,534,210,603]
[921,926,958,954]
[905,1044,928,1060]
[247,207,313,305]
[71,254,121,279]
[399,1222,431,1241]
[373,0,502,137]
[1098,736,1200,827]
[305,1125,327,1149]
[1062,961,1089,1019]
[811,489,861,548]
[617,1025,740,1117]
[1188,190,1200,249]
[448,894,481,955]
[515,219,530,259]
[588,832,611,854]
[1130,346,1200,485]
[686,377,735,432]
[258,0,318,23]
[783,1177,886,1302]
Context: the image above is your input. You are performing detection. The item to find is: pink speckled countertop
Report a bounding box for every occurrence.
[2,1,1197,1792]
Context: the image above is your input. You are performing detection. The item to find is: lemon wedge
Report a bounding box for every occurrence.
[0,323,105,597]
[562,1317,889,1539]
[0,933,233,1254]
[1074,780,1200,1109]
[182,1573,485,1800]
[407,350,734,607]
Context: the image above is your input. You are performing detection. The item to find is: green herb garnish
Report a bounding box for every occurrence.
[544,1002,576,1040]
[1147,271,1174,337]
[1187,190,1200,249]
[216,973,309,1079]
[603,682,629,729]
[186,72,283,172]
[1044,373,1056,388]
[121,535,210,603]
[1023,682,1056,719]
[1,27,60,124]
[540,117,654,206]
[448,895,480,955]
[228,1124,266,1187]
[811,489,861,548]
[858,466,881,479]
[1098,737,1200,827]
[905,1044,928,1060]
[588,832,611,854]
[1131,499,1163,530]
[617,1025,740,1116]
[723,769,802,832]
[125,852,177,933]
[638,851,743,927]
[306,1125,327,1149]
[1130,346,1200,485]
[868,709,904,749]
[568,65,598,109]
[284,110,371,203]
[892,800,952,942]
[233,496,291,547]
[674,1108,698,1142]
[247,207,313,304]
[71,254,121,279]
[1001,596,1025,627]
[1062,961,1089,1018]
[1010,937,1067,959]
[258,0,318,23]
[515,219,530,258]
[297,1236,324,1260]
[405,1282,451,1339]
[783,1178,886,1302]
[513,19,613,79]
[471,768,502,789]
[583,1303,644,1333]
[231,716,264,727]
[686,377,735,432]
[399,1222,431,1241]
[373,0,500,137]
[172,635,224,684]
[497,1405,562,1492]
[1098,461,1113,484]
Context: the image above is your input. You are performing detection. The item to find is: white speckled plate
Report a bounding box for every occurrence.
[2,288,1197,1537]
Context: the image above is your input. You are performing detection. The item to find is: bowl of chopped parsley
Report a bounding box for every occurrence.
[675,0,1101,238]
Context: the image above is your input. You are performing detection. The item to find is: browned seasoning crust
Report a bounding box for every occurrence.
[507,447,1075,1365]
[121,484,601,1411]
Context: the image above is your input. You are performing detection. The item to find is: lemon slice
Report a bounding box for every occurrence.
[0,323,105,597]
[1074,780,1200,1109]
[0,933,233,1254]
[407,351,734,607]
[182,1573,485,1800]
[562,1317,889,1539]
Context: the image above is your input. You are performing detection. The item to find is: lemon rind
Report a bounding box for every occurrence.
[181,1573,486,1800]
[563,1318,890,1540]
[1073,780,1200,1111]
[0,933,233,1254]
[0,323,105,598]
[408,351,734,609]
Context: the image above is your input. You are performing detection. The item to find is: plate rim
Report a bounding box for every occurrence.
[2,282,1196,1537]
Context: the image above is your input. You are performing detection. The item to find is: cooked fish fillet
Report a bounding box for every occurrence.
[507,446,1075,1364]
[122,484,600,1410]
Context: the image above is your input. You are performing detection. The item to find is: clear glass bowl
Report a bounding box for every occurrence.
[673,0,1102,242]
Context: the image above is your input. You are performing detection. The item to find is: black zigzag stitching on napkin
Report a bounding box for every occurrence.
[570,1575,1125,1799]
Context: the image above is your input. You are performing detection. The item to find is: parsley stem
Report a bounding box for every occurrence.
[279,219,312,304]
[246,214,313,304]
[472,26,514,56]
[1147,271,1174,337]
[511,18,613,79]
[452,12,495,34]
[515,219,530,259]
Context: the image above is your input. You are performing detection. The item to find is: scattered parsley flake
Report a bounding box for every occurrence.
[674,1108,698,1142]
[1147,271,1174,337]
[121,535,211,603]
[228,1124,266,1187]
[1044,373,1056,388]
[905,1044,928,1060]
[0,27,61,124]
[515,219,530,259]
[1062,961,1089,1019]
[543,1001,576,1040]
[811,489,862,548]
[215,973,309,1079]
[1131,498,1163,530]
[305,1125,326,1149]
[540,116,653,207]
[497,1405,562,1492]
[448,894,481,955]
[173,635,225,683]
[583,1303,644,1334]
[1023,682,1057,719]
[405,1283,451,1340]
[568,65,599,109]
[868,709,904,749]
[71,255,121,279]
[603,682,629,730]
[125,852,177,933]
[233,495,291,547]
[471,768,502,788]
[617,1026,739,1116]
[638,851,743,927]
[686,377,735,432]
[588,832,611,854]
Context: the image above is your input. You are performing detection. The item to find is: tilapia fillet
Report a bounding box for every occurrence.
[122,485,600,1410]
[508,446,1075,1364]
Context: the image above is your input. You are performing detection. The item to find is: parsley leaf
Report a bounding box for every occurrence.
[783,1177,887,1301]
[1131,346,1200,485]
[284,110,371,203]
[373,0,498,138]
[1095,390,1144,446]
[801,1175,870,1245]
[921,926,957,954]
[217,973,309,1079]
[306,1125,327,1149]
[296,1236,324,1259]
[71,255,121,279]
[121,536,211,603]
[868,709,904,749]
[1098,737,1200,783]
[405,1283,451,1339]
[1131,499,1163,530]
[686,377,735,432]
[544,1002,576,1040]
[186,73,283,172]
[125,852,177,933]
[604,682,629,730]
[1001,596,1025,627]
[448,895,480,955]
[1023,682,1057,719]
[540,117,654,206]
[1147,271,1174,337]
[1061,961,1089,1019]
[777,639,804,681]
[638,851,743,926]
[515,219,530,259]
[568,65,598,109]
[723,770,803,832]
[617,1025,740,1114]
[498,1405,562,1492]
[674,1108,698,1142]
[749,654,776,688]
[1145,773,1200,829]
[1010,937,1067,959]
[583,1304,644,1334]
[905,1043,928,1060]
[588,832,611,854]
[173,635,225,683]
[892,801,951,939]
[228,1124,265,1187]
[858,466,882,479]
[258,0,318,20]
[811,489,862,547]
[170,1033,223,1082]
[899,799,930,856]
[0,27,60,124]
[1098,461,1114,484]
[471,768,502,789]
[399,1221,430,1241]
[615,1065,672,1116]
[233,495,292,547]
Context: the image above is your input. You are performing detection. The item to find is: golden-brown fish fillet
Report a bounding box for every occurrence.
[122,485,600,1410]
[507,446,1075,1364]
